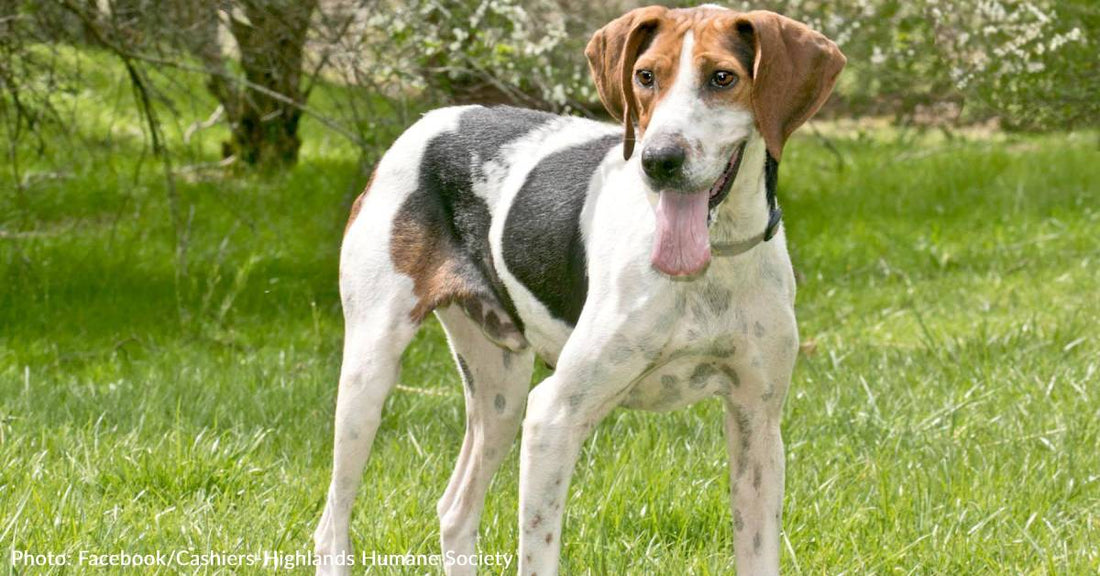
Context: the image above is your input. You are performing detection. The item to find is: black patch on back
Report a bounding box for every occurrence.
[396,106,556,326]
[502,135,619,325]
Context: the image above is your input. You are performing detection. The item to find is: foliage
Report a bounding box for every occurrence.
[375,0,1095,128]
[363,0,599,113]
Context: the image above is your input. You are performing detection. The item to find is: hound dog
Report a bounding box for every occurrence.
[315,5,844,575]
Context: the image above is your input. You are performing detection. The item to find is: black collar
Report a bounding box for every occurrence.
[711,151,783,257]
[763,151,782,241]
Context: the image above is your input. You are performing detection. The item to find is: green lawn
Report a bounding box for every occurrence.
[2,49,1099,574]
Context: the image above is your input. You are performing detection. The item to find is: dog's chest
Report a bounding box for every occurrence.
[617,280,769,412]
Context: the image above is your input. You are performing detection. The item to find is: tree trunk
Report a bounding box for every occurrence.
[224,0,316,168]
[180,0,317,169]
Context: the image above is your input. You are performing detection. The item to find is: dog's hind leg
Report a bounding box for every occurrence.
[313,293,418,575]
[435,306,533,575]
[314,184,421,576]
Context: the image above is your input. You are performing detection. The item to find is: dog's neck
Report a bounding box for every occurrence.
[710,135,773,247]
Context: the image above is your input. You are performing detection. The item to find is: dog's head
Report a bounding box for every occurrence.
[585,5,845,275]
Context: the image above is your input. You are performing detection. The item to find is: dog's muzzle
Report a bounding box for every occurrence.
[650,142,748,277]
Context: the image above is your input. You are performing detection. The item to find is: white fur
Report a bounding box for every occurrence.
[317,31,797,576]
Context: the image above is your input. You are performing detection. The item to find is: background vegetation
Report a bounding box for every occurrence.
[1,0,1098,574]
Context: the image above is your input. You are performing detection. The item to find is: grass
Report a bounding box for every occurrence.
[2,47,1099,574]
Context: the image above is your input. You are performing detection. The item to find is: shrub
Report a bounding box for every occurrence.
[375,0,1095,129]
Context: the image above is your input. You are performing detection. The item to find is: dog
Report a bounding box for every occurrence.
[314,5,844,575]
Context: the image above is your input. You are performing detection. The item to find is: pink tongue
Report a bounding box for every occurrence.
[651,191,711,276]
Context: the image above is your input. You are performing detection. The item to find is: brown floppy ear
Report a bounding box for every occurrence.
[585,6,666,160]
[735,11,846,161]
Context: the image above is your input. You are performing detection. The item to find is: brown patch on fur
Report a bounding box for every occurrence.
[390,215,479,323]
[694,14,756,110]
[729,11,846,160]
[585,6,666,134]
[390,215,527,351]
[344,166,377,237]
[390,216,527,348]
[390,215,527,342]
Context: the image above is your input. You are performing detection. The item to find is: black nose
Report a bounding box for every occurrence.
[641,144,686,184]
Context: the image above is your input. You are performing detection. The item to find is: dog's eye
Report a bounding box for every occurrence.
[710,70,737,89]
[635,69,655,88]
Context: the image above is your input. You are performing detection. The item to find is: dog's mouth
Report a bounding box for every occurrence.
[707,141,748,217]
[651,142,747,277]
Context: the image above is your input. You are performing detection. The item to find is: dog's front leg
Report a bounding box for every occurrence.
[517,376,619,575]
[723,303,798,576]
[724,399,785,576]
[517,326,647,575]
